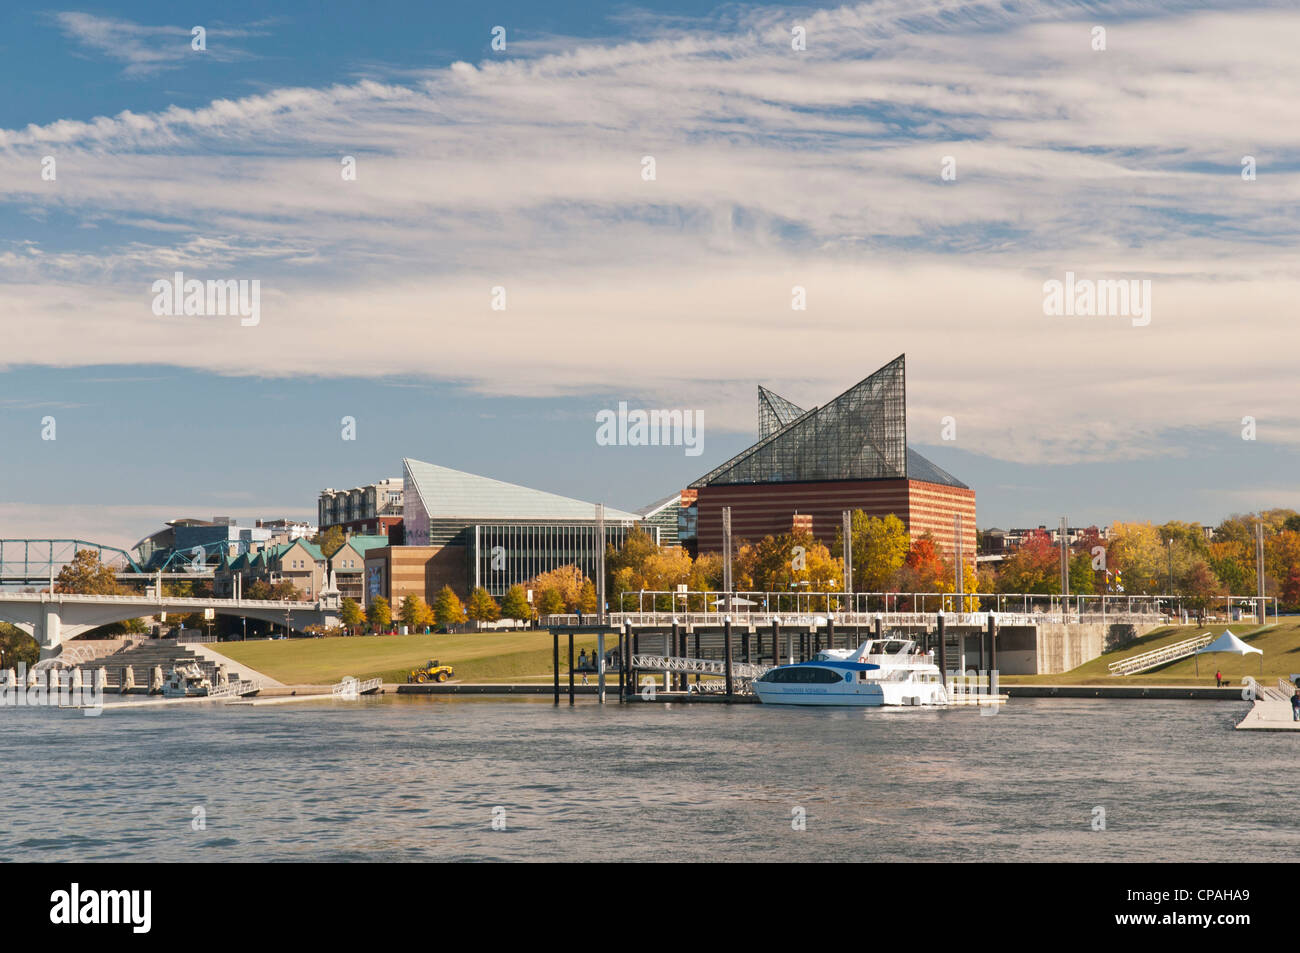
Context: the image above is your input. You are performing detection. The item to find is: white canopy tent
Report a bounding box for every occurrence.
[1194,629,1263,675]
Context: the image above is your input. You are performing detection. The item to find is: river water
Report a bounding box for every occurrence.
[1,696,1294,862]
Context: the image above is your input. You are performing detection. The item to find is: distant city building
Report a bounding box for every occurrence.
[133,517,315,572]
[686,355,976,558]
[979,525,1114,558]
[255,518,316,540]
[362,458,650,606]
[636,493,684,547]
[318,479,405,537]
[328,534,393,602]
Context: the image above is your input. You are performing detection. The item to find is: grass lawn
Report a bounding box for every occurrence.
[215,630,616,685]
[1000,618,1300,686]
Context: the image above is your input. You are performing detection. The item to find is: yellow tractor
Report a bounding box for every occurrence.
[407,659,454,684]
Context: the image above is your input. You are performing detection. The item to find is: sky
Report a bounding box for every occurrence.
[1,0,1298,551]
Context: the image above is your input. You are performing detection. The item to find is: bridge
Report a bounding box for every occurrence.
[0,538,237,584]
[0,539,144,586]
[0,592,342,658]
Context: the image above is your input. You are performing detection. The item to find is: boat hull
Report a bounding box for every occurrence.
[753,683,885,706]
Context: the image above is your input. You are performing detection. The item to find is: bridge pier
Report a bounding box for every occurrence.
[36,605,62,660]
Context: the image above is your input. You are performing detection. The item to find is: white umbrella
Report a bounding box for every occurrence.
[1194,628,1263,676]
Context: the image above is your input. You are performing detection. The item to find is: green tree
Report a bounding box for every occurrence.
[0,622,39,669]
[466,587,501,622]
[433,586,467,627]
[366,596,392,632]
[340,597,364,635]
[500,584,532,622]
[400,594,434,631]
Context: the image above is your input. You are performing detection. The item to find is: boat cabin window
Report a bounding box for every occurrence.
[760,667,844,684]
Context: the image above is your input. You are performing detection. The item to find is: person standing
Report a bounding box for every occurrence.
[1215,669,1222,688]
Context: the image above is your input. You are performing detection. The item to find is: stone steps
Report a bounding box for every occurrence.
[68,639,242,688]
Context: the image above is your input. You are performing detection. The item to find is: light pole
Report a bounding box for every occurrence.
[1167,538,1174,595]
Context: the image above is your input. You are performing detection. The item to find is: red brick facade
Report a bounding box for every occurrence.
[695,479,975,557]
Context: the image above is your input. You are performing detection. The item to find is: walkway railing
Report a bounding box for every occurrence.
[1107,633,1214,676]
[0,592,321,609]
[630,653,770,680]
[608,590,1277,625]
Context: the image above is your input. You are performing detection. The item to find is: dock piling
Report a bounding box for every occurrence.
[723,617,734,696]
[937,613,947,687]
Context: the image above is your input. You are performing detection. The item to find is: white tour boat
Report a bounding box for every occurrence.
[162,663,213,698]
[753,636,949,707]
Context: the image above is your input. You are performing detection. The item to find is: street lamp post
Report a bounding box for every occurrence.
[1167,538,1174,596]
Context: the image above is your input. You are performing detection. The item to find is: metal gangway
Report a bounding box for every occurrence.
[208,679,259,699]
[332,676,382,697]
[1107,633,1214,676]
[630,654,771,681]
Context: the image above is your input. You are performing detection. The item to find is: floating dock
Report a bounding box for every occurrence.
[1236,679,1300,731]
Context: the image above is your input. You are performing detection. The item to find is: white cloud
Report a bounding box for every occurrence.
[51,12,262,76]
[2,0,1297,465]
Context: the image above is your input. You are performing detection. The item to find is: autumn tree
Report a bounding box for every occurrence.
[1107,522,1166,594]
[525,565,586,611]
[55,549,126,595]
[246,579,299,601]
[400,594,434,631]
[340,597,364,635]
[500,584,532,622]
[579,579,598,614]
[897,533,947,592]
[996,529,1057,593]
[366,596,392,632]
[839,512,909,592]
[315,525,346,558]
[536,587,565,617]
[432,586,467,627]
[466,587,501,623]
[54,550,146,634]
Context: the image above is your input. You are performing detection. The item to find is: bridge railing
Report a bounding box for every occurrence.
[0,592,321,609]
[611,590,1276,624]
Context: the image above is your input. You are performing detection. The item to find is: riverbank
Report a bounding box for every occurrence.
[209,620,1300,696]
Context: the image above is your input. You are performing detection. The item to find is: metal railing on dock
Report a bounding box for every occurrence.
[630,654,770,681]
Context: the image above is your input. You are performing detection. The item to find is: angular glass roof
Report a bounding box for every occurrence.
[758,385,806,438]
[691,355,908,486]
[688,356,968,490]
[404,458,641,522]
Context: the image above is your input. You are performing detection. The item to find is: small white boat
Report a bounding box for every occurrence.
[162,663,213,698]
[753,637,949,707]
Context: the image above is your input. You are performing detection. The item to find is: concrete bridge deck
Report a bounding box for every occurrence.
[0,591,341,657]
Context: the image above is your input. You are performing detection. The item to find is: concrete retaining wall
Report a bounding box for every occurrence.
[1035,622,1164,675]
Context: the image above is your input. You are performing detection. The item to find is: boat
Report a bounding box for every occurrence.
[161,663,213,698]
[753,636,949,707]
